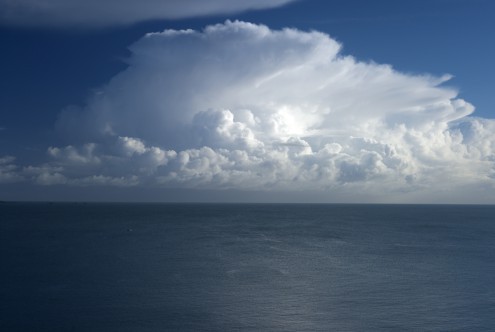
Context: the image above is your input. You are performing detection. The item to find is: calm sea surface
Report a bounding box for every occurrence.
[1,203,495,331]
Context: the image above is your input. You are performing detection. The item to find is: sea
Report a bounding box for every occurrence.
[1,203,494,331]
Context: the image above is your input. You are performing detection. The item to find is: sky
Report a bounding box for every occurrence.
[0,0,494,203]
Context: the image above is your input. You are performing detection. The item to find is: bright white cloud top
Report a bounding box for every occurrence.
[0,0,296,27]
[3,21,495,202]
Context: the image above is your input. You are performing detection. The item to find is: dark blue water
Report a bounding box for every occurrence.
[1,203,495,331]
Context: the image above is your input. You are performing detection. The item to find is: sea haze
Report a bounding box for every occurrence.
[1,203,495,331]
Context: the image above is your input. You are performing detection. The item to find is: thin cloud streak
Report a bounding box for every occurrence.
[0,0,297,28]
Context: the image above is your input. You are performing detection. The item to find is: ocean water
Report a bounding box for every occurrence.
[1,203,495,331]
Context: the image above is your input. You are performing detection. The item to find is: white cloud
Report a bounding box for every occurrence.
[5,21,495,202]
[22,165,66,185]
[0,156,24,183]
[0,0,296,28]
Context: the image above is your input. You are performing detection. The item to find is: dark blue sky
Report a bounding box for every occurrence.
[1,0,494,202]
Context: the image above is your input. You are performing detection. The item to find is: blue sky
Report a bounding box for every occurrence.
[1,0,494,203]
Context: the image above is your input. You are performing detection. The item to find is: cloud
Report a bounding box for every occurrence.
[5,21,495,202]
[0,156,23,184]
[0,0,296,28]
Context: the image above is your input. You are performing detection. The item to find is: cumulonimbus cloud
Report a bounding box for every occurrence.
[0,0,296,28]
[4,21,495,202]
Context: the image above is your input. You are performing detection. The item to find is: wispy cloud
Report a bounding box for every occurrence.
[0,0,297,28]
